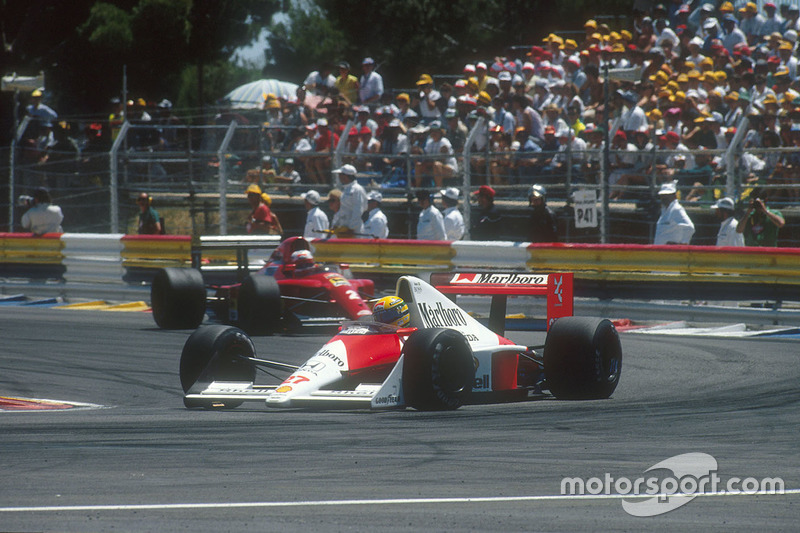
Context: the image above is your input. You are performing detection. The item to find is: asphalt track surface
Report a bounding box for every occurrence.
[1,306,799,532]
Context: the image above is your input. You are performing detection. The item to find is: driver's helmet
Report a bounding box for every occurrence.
[372,296,411,327]
[290,249,315,270]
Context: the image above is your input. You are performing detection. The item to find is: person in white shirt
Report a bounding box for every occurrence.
[654,181,695,245]
[415,190,446,240]
[362,191,389,239]
[358,57,384,105]
[331,164,367,237]
[439,187,465,240]
[21,187,63,235]
[711,197,744,247]
[301,190,329,240]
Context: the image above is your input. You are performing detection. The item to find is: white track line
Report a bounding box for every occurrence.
[2,488,798,513]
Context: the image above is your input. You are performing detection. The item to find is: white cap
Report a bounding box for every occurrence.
[440,187,459,201]
[712,197,735,210]
[658,181,678,195]
[301,190,321,206]
[367,191,383,202]
[332,164,357,176]
[316,117,328,127]
[529,184,546,198]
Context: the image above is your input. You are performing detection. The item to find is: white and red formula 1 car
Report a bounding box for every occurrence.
[180,272,622,411]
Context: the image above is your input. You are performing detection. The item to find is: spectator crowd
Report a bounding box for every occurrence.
[19,1,800,245]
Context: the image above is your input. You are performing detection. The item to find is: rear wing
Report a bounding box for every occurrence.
[430,272,573,334]
[190,235,282,280]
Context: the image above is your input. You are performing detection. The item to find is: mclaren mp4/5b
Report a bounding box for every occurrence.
[179,272,622,411]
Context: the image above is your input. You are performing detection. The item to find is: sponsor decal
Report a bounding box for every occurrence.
[325,274,349,287]
[316,348,346,368]
[552,274,564,304]
[473,374,490,390]
[449,273,547,285]
[275,385,293,393]
[373,393,399,406]
[298,361,326,375]
[417,301,468,328]
[340,325,372,336]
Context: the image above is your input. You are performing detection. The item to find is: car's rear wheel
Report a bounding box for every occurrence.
[180,325,256,409]
[543,317,622,400]
[237,274,282,335]
[151,268,206,329]
[402,328,475,411]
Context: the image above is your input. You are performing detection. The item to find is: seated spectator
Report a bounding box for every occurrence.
[414,121,458,188]
[305,118,339,184]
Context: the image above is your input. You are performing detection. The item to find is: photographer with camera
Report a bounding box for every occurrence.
[20,187,63,235]
[736,190,785,247]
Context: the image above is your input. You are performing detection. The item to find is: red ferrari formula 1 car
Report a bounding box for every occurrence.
[179,272,622,410]
[151,236,374,334]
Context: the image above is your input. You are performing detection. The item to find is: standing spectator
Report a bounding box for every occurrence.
[136,192,162,235]
[301,190,329,240]
[736,192,785,246]
[711,197,744,247]
[359,57,384,105]
[331,164,367,237]
[653,181,695,245]
[21,187,63,235]
[415,190,446,240]
[527,184,558,242]
[245,184,282,235]
[306,118,339,184]
[25,89,58,132]
[439,187,465,240]
[415,74,442,122]
[334,61,359,104]
[363,191,389,239]
[470,185,503,241]
[304,63,336,96]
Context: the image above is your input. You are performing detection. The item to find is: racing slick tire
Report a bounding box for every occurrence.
[543,317,622,400]
[402,328,475,411]
[151,267,206,329]
[180,325,256,409]
[237,274,282,335]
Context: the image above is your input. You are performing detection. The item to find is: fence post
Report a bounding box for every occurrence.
[217,120,238,235]
[109,121,130,233]
[726,115,749,199]
[463,116,486,239]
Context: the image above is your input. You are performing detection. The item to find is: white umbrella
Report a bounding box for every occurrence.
[222,79,299,109]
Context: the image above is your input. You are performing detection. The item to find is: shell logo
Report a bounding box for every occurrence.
[275,385,293,394]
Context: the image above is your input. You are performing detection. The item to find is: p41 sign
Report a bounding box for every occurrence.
[573,189,598,228]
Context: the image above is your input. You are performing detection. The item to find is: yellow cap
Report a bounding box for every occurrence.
[246,184,262,195]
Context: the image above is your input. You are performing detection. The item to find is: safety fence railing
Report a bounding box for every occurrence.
[6,116,800,241]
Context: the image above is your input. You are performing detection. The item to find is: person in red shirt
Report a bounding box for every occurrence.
[245,184,282,235]
[307,117,340,183]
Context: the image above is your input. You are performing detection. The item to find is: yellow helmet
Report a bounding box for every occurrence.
[372,296,410,327]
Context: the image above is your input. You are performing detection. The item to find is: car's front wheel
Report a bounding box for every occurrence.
[180,325,256,409]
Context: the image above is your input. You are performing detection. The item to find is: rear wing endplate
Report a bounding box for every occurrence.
[430,272,573,335]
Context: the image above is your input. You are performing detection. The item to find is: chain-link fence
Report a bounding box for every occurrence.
[5,115,800,244]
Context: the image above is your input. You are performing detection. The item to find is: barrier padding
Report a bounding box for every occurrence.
[312,238,455,270]
[0,233,63,264]
[525,243,800,285]
[121,235,192,268]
